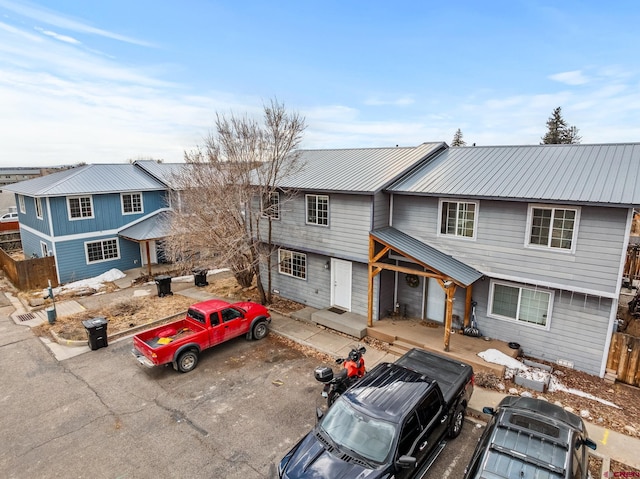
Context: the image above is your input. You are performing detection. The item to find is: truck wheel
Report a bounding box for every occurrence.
[448,404,466,438]
[252,321,268,340]
[177,350,199,373]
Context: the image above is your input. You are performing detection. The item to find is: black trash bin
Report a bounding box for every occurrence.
[155,275,173,297]
[83,317,108,350]
[192,268,208,287]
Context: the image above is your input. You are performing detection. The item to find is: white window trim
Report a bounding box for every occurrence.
[487,279,553,331]
[261,192,280,220]
[40,241,50,257]
[18,195,25,214]
[305,194,329,227]
[437,199,479,241]
[278,248,307,280]
[524,203,580,254]
[35,197,43,220]
[67,195,95,221]
[84,238,120,264]
[121,192,144,215]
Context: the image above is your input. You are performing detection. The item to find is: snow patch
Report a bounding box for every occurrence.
[49,268,126,295]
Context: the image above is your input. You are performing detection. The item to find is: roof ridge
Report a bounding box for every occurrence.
[39,164,91,195]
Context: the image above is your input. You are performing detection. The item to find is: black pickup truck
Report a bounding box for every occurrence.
[278,348,474,479]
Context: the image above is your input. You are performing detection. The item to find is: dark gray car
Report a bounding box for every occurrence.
[464,396,596,479]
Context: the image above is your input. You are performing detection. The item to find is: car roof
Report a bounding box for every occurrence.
[474,398,583,479]
[342,362,435,423]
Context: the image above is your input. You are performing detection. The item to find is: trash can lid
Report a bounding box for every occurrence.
[154,274,172,280]
[83,317,108,328]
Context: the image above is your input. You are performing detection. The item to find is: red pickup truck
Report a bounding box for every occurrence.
[132,299,271,373]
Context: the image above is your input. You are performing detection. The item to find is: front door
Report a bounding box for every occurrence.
[331,258,352,311]
[426,278,445,323]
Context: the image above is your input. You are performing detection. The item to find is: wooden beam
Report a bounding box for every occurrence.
[443,285,457,351]
[464,286,473,328]
[145,241,152,276]
[371,261,445,281]
[368,235,375,327]
[372,245,391,263]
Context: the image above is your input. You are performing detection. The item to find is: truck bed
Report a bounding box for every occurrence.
[394,348,474,404]
[134,319,204,348]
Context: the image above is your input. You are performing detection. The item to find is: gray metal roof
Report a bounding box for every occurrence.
[134,160,186,189]
[371,226,483,286]
[3,164,167,197]
[272,143,445,193]
[119,211,171,241]
[388,143,640,206]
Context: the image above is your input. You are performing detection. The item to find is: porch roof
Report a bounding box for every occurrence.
[371,226,483,287]
[119,212,170,241]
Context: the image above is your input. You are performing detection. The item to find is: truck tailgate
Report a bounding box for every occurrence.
[395,348,473,404]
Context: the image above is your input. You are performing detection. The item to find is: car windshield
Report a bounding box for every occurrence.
[319,399,396,464]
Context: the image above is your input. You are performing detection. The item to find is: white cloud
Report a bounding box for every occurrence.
[34,26,80,44]
[549,70,589,86]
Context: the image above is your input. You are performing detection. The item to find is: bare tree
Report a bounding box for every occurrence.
[163,100,306,304]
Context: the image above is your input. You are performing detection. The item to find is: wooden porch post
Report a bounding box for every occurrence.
[145,241,152,276]
[464,285,473,328]
[443,284,456,352]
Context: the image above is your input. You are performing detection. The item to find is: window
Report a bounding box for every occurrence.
[306,194,328,226]
[40,241,49,257]
[527,205,579,251]
[68,196,94,219]
[18,195,25,214]
[439,200,477,239]
[278,249,306,279]
[262,192,280,219]
[35,197,43,219]
[221,308,243,322]
[85,238,119,263]
[489,281,553,328]
[121,193,143,214]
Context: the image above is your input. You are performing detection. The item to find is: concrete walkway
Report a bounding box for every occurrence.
[8,274,640,472]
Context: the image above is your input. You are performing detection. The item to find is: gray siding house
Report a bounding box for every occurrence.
[385,143,639,377]
[256,143,446,318]
[261,142,639,378]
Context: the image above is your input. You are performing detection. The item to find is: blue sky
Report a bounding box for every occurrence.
[1,0,639,166]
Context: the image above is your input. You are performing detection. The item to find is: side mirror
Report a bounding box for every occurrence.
[396,455,416,469]
[335,358,344,365]
[482,407,496,415]
[582,438,597,450]
[316,408,324,422]
[358,346,366,354]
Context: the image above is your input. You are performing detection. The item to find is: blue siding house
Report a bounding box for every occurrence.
[4,163,175,283]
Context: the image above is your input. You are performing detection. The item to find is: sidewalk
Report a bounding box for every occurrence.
[8,278,640,471]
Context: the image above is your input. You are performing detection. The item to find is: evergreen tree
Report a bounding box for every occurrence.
[541,107,581,144]
[451,128,466,147]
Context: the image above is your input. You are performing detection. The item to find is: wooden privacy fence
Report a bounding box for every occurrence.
[624,244,640,283]
[0,248,58,290]
[606,332,640,386]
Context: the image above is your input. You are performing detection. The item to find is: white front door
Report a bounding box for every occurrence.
[426,277,445,323]
[140,240,157,266]
[331,258,352,311]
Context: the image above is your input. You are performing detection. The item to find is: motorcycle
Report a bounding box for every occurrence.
[314,346,366,407]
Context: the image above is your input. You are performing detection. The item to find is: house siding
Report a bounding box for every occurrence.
[262,249,377,319]
[263,192,373,262]
[49,191,167,237]
[391,195,627,296]
[20,228,46,259]
[55,236,141,283]
[458,278,611,376]
[15,195,51,235]
[372,192,390,230]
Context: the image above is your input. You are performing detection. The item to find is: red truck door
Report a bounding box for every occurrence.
[207,312,226,347]
[219,307,246,341]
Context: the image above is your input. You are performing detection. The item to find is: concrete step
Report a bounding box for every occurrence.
[310,309,367,339]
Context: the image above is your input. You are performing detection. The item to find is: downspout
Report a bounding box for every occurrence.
[45,197,60,284]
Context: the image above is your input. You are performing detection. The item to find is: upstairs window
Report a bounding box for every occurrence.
[121,193,143,214]
[489,281,553,328]
[278,249,306,279]
[85,238,119,263]
[262,192,280,219]
[527,205,579,251]
[306,194,328,226]
[439,200,477,239]
[68,196,94,220]
[35,197,43,219]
